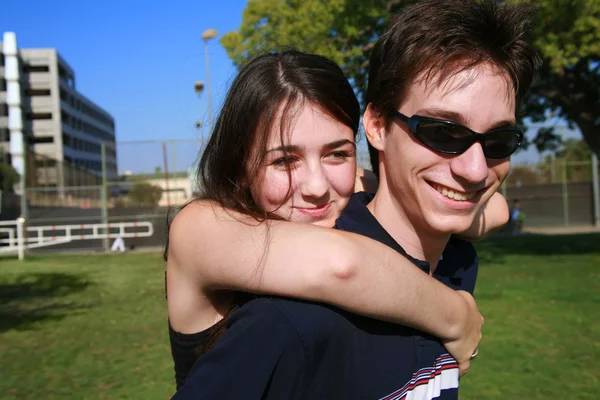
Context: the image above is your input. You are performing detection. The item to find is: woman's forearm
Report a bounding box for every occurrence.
[458,191,509,241]
[307,230,472,341]
[171,200,470,341]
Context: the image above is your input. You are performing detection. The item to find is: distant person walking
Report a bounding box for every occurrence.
[509,199,525,234]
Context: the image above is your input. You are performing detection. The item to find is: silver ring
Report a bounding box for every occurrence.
[471,348,479,359]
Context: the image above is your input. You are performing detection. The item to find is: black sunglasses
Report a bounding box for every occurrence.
[391,111,523,159]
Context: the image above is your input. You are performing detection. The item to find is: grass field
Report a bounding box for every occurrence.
[1,234,599,399]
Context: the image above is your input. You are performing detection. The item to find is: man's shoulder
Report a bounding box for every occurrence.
[438,237,478,292]
[233,297,355,346]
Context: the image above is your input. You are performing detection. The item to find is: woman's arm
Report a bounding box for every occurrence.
[167,200,481,373]
[458,191,509,241]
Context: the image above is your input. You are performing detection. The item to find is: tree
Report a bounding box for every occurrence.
[536,139,594,183]
[505,165,547,187]
[0,164,20,193]
[221,0,600,155]
[127,182,163,207]
[525,0,600,157]
[556,138,594,182]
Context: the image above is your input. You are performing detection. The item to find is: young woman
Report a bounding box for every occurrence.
[166,50,507,389]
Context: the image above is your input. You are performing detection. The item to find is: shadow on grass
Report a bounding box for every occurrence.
[475,233,600,265]
[0,272,93,332]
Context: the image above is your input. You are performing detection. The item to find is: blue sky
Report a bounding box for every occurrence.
[2,0,246,173]
[1,0,581,173]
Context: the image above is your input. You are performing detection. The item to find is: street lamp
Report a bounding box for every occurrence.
[201,28,218,132]
[193,80,205,143]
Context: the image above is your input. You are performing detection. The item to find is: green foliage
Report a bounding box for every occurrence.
[220,0,414,100]
[0,163,20,193]
[523,0,600,156]
[534,139,594,183]
[127,182,163,207]
[221,0,600,155]
[505,165,547,187]
[557,138,594,181]
[556,138,593,161]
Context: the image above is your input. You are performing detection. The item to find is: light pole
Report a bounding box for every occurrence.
[201,28,218,131]
[194,80,205,144]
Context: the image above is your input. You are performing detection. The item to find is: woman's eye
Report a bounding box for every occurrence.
[272,157,298,167]
[329,151,350,158]
[326,149,355,161]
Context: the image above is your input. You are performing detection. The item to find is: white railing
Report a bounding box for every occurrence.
[0,219,154,260]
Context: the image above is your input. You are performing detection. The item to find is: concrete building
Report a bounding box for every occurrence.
[1,33,117,188]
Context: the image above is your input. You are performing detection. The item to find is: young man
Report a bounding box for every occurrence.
[174,1,540,399]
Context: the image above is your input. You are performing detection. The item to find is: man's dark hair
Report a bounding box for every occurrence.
[366,0,541,176]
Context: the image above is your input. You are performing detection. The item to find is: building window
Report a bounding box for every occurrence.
[0,104,8,117]
[0,128,9,142]
[61,111,71,124]
[25,88,51,96]
[23,64,50,73]
[0,54,4,66]
[62,132,71,147]
[35,158,57,167]
[26,112,53,120]
[0,78,6,91]
[30,136,55,144]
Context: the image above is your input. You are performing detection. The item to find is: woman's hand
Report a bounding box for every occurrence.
[442,290,484,376]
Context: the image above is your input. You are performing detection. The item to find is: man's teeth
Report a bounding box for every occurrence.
[435,184,476,201]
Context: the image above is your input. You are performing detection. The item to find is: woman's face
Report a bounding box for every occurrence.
[250,102,357,228]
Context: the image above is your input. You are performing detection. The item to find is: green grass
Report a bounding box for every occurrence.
[0,253,173,400]
[1,234,599,399]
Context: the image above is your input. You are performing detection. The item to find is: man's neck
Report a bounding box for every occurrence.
[366,183,450,274]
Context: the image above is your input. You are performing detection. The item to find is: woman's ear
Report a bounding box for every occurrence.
[362,103,387,151]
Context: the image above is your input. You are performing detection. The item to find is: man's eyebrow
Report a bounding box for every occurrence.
[488,120,518,130]
[324,139,356,150]
[415,108,468,125]
[415,107,517,131]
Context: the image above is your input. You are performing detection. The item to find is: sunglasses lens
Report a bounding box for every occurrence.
[416,122,473,154]
[483,130,521,158]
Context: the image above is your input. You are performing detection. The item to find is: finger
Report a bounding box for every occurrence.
[459,362,470,377]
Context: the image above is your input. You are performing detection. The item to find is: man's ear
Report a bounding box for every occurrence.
[363,103,387,151]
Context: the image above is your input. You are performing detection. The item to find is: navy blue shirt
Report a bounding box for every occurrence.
[174,192,478,399]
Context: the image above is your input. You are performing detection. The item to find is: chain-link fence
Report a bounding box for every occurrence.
[501,157,600,228]
[2,138,599,254]
[2,139,205,254]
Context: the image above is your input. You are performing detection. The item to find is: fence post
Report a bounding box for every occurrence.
[561,158,569,227]
[162,142,171,208]
[172,140,177,179]
[101,142,109,251]
[17,217,25,261]
[592,152,599,227]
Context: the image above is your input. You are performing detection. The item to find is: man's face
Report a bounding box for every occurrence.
[379,62,514,236]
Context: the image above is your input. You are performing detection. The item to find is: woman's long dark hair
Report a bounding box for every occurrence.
[167,50,360,353]
[198,50,360,220]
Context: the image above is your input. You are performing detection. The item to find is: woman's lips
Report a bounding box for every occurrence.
[295,203,332,218]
